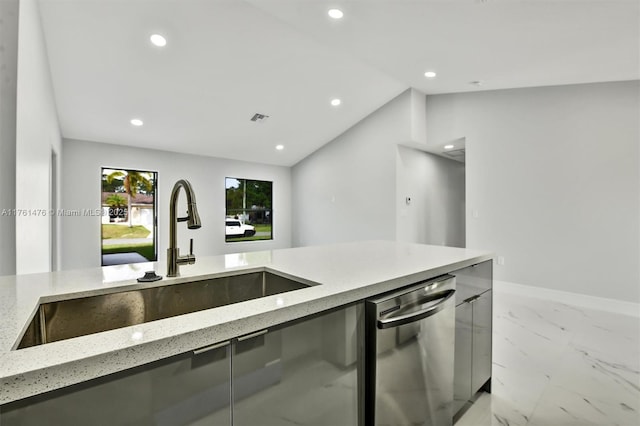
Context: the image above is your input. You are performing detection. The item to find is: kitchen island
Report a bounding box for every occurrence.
[0,240,492,420]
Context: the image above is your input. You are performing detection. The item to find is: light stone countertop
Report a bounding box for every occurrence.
[0,240,492,405]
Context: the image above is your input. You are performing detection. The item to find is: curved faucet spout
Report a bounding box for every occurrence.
[167,179,202,277]
[171,179,201,229]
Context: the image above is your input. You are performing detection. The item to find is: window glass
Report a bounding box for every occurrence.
[101,168,157,265]
[225,178,272,242]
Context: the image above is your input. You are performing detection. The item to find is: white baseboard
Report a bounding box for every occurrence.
[494,280,640,318]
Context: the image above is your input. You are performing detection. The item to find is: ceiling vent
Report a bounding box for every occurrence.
[250,113,270,123]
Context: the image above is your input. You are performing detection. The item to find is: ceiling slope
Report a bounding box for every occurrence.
[38,0,640,165]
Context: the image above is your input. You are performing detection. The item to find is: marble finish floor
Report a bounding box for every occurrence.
[456,291,640,426]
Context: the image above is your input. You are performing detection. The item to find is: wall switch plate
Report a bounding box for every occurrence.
[497,256,505,265]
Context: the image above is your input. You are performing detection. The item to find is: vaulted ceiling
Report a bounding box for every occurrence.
[38,0,640,166]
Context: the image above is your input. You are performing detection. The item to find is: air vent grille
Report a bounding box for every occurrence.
[250,113,270,122]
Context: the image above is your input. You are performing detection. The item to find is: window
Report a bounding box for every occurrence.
[225,177,272,242]
[101,168,157,266]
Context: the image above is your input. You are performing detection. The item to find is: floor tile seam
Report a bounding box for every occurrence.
[523,379,570,426]
[503,310,579,380]
[566,338,640,363]
[491,385,547,426]
[519,338,580,425]
[493,298,585,342]
[520,302,638,425]
[490,360,553,425]
[536,336,640,420]
[492,292,639,426]
[527,378,640,426]
[492,311,578,351]
[565,326,640,375]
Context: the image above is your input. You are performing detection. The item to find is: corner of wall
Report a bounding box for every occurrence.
[428,81,639,303]
[15,0,63,274]
[409,88,427,145]
[292,88,417,247]
[0,0,19,276]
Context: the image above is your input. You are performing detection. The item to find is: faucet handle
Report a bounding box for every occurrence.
[188,238,196,265]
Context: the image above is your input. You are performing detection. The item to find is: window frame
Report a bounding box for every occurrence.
[100,167,158,266]
[225,177,273,243]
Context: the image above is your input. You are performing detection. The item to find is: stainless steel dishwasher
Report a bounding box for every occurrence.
[365,275,456,426]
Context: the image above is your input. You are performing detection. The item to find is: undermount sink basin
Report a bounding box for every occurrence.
[16,271,312,349]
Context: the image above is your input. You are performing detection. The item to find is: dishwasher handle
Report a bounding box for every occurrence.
[377,289,455,329]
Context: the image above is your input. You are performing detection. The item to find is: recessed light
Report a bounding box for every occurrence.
[275,144,284,151]
[330,98,342,107]
[130,118,144,127]
[150,34,167,47]
[328,9,344,19]
[444,144,454,150]
[424,71,437,78]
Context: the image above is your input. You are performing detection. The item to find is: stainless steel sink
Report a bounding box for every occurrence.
[16,271,311,349]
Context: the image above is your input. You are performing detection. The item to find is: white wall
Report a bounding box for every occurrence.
[291,90,415,247]
[291,88,465,251]
[426,81,640,303]
[396,146,465,247]
[61,139,292,270]
[0,0,19,276]
[15,0,62,274]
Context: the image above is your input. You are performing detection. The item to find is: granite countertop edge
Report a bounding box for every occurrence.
[0,241,493,405]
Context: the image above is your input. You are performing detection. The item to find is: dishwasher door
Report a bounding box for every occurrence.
[365,275,456,426]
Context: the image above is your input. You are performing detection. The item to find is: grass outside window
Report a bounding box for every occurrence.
[101,243,154,260]
[101,224,150,239]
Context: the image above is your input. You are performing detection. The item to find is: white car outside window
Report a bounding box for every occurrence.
[225,218,256,238]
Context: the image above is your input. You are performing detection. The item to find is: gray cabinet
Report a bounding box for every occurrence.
[454,298,473,415]
[1,303,364,426]
[452,261,493,418]
[232,303,363,426]
[471,291,492,393]
[0,341,232,425]
[4,261,493,425]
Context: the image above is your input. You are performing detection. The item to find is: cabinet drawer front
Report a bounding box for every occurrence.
[454,302,473,415]
[453,261,492,305]
[1,344,232,426]
[232,304,363,426]
[472,291,492,393]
